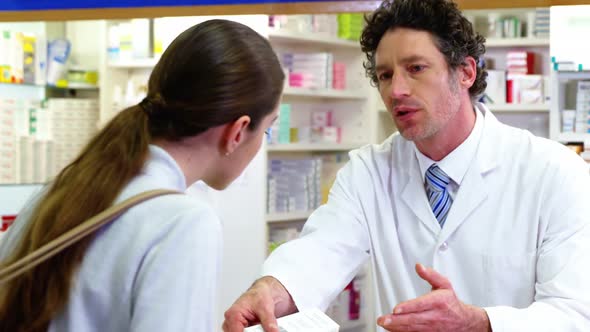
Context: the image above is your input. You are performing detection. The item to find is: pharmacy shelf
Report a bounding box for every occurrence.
[486,37,549,48]
[267,142,364,152]
[555,70,590,81]
[487,103,550,112]
[557,132,590,143]
[266,211,313,223]
[108,58,158,69]
[268,30,359,49]
[0,82,98,90]
[283,87,366,99]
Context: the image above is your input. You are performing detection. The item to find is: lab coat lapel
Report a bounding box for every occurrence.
[400,151,441,236]
[438,105,500,242]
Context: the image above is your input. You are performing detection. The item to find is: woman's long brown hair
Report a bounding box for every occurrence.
[0,19,284,331]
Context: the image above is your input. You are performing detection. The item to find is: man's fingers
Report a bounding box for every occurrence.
[223,308,250,332]
[377,312,434,331]
[392,291,445,314]
[222,318,246,332]
[256,302,279,332]
[415,263,452,290]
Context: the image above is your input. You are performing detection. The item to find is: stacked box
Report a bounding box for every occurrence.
[333,62,346,90]
[267,158,322,214]
[507,51,535,75]
[0,30,47,85]
[338,14,364,41]
[575,81,590,133]
[312,14,338,37]
[534,8,550,38]
[0,106,17,184]
[283,52,334,89]
[507,74,545,104]
[47,98,99,177]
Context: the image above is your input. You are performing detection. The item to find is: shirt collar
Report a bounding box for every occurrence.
[415,105,484,185]
[143,144,188,191]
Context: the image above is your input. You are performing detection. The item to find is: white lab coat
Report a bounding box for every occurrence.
[263,103,590,331]
[0,145,222,332]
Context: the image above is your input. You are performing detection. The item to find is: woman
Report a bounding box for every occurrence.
[0,19,284,332]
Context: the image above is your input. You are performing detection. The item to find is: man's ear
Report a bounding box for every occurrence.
[222,115,251,156]
[459,56,477,90]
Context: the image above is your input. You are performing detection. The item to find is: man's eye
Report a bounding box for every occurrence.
[408,65,425,73]
[378,72,392,81]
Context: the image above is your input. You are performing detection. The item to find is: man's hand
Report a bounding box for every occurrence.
[223,276,297,332]
[377,264,491,332]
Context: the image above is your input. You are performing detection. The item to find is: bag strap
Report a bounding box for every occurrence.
[0,189,180,285]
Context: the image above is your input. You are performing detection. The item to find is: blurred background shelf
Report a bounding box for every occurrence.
[266,211,313,223]
[267,142,364,152]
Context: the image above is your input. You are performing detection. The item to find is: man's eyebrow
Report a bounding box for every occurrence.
[375,55,430,72]
[399,55,429,64]
[375,64,390,73]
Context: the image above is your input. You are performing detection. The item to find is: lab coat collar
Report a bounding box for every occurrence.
[399,102,500,238]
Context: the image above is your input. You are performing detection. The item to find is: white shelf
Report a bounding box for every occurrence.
[486,37,549,48]
[557,132,590,143]
[266,211,313,223]
[555,70,590,81]
[267,142,364,152]
[108,58,158,69]
[486,103,550,112]
[268,30,359,49]
[283,87,366,99]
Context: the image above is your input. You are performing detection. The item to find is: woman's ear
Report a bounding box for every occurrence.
[222,115,251,156]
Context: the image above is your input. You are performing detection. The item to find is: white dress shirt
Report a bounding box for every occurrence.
[415,106,484,200]
[0,145,222,332]
[262,103,590,331]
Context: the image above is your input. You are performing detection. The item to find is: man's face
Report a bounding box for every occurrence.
[375,28,463,142]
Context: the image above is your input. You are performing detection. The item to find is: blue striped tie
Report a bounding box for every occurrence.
[425,164,453,228]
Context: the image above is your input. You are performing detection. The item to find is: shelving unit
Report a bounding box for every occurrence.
[283,87,366,99]
[268,30,360,49]
[486,103,550,112]
[463,7,552,139]
[267,25,375,332]
[266,211,312,223]
[549,70,590,142]
[267,142,364,152]
[486,37,549,48]
[107,58,159,69]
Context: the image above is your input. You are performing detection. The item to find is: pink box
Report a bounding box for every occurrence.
[312,111,333,127]
[322,126,342,143]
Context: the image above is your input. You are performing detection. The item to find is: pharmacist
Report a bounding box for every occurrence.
[223,0,590,331]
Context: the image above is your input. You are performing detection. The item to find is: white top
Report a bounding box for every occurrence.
[0,145,222,332]
[263,103,590,331]
[414,106,484,200]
